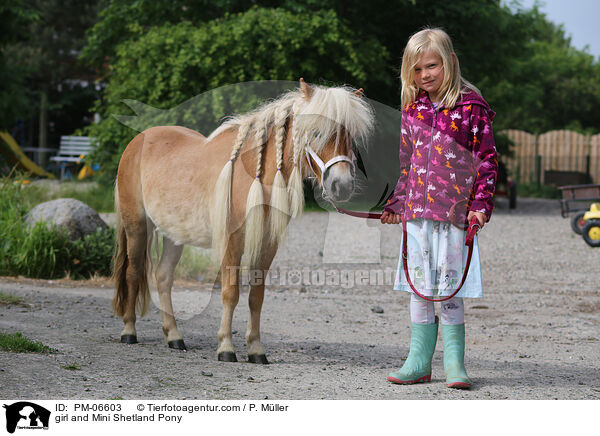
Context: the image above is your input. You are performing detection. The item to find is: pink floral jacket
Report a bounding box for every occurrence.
[384,89,498,223]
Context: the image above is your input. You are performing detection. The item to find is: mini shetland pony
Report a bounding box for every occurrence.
[112,79,374,363]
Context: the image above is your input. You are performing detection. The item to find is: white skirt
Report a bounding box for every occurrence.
[394,219,483,298]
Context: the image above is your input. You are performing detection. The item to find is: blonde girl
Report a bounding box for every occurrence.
[381,28,498,389]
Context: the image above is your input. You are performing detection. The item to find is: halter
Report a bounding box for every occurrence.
[304,146,356,196]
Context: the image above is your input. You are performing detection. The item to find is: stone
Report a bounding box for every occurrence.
[25,198,108,240]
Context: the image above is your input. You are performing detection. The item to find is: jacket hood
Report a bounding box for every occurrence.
[417,89,496,122]
[456,90,496,122]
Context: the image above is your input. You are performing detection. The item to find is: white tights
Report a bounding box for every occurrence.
[410,294,465,325]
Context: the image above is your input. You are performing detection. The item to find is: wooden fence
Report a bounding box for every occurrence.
[502,130,600,184]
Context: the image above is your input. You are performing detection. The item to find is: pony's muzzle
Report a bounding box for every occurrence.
[324,163,355,202]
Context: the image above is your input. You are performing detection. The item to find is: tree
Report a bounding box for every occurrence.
[81,0,259,75]
[0,1,38,129]
[483,6,600,133]
[3,0,102,162]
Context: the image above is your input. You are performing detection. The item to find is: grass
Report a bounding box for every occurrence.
[62,364,82,370]
[0,292,24,305]
[0,175,115,279]
[0,332,54,353]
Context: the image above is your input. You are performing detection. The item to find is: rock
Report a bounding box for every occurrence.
[371,305,384,314]
[25,198,108,240]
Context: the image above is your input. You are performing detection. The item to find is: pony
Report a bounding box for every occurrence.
[112,79,374,363]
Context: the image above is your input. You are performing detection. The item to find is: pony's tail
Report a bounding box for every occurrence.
[211,159,233,262]
[111,188,128,317]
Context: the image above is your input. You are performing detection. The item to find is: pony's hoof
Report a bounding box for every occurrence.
[248,354,269,364]
[120,334,138,344]
[168,339,187,351]
[218,352,238,362]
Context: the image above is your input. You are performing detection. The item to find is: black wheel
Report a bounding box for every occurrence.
[509,182,517,209]
[582,220,600,247]
[570,211,586,235]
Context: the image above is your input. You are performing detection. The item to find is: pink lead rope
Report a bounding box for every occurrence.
[334,206,480,302]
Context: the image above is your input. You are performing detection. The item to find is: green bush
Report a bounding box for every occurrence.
[0,177,115,279]
[70,227,115,278]
[517,183,561,199]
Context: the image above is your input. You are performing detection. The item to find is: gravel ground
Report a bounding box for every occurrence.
[1,197,599,400]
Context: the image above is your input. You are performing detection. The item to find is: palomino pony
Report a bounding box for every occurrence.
[112,79,374,363]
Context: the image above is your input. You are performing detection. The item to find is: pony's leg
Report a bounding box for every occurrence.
[216,233,243,362]
[156,236,185,350]
[120,225,148,344]
[246,244,278,364]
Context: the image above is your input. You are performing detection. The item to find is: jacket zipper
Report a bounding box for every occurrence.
[423,106,437,217]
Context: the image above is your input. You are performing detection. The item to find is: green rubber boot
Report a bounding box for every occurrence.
[441,323,472,389]
[388,319,438,384]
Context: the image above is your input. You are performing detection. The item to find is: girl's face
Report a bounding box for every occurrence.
[413,50,445,102]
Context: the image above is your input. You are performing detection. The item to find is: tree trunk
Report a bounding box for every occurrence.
[38,89,49,168]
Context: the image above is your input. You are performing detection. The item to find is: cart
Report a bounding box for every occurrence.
[558,184,600,234]
[581,203,600,247]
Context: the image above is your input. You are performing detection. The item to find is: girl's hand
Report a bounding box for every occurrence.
[380,211,401,224]
[467,211,487,229]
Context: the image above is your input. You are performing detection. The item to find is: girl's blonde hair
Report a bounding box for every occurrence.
[400,27,480,109]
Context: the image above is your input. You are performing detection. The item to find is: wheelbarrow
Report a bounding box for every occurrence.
[557,184,600,235]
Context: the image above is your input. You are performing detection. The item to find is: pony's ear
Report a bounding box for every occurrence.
[353,88,364,98]
[299,78,314,100]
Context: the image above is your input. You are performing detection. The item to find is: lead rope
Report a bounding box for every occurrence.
[401,215,480,302]
[332,207,480,302]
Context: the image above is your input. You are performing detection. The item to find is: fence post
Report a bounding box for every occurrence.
[586,134,592,182]
[534,133,540,186]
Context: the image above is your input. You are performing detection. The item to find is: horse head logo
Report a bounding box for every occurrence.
[3,402,51,434]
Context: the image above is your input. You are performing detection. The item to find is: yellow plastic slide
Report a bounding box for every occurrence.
[0,130,56,179]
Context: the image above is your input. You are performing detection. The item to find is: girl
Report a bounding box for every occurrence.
[381,28,497,389]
